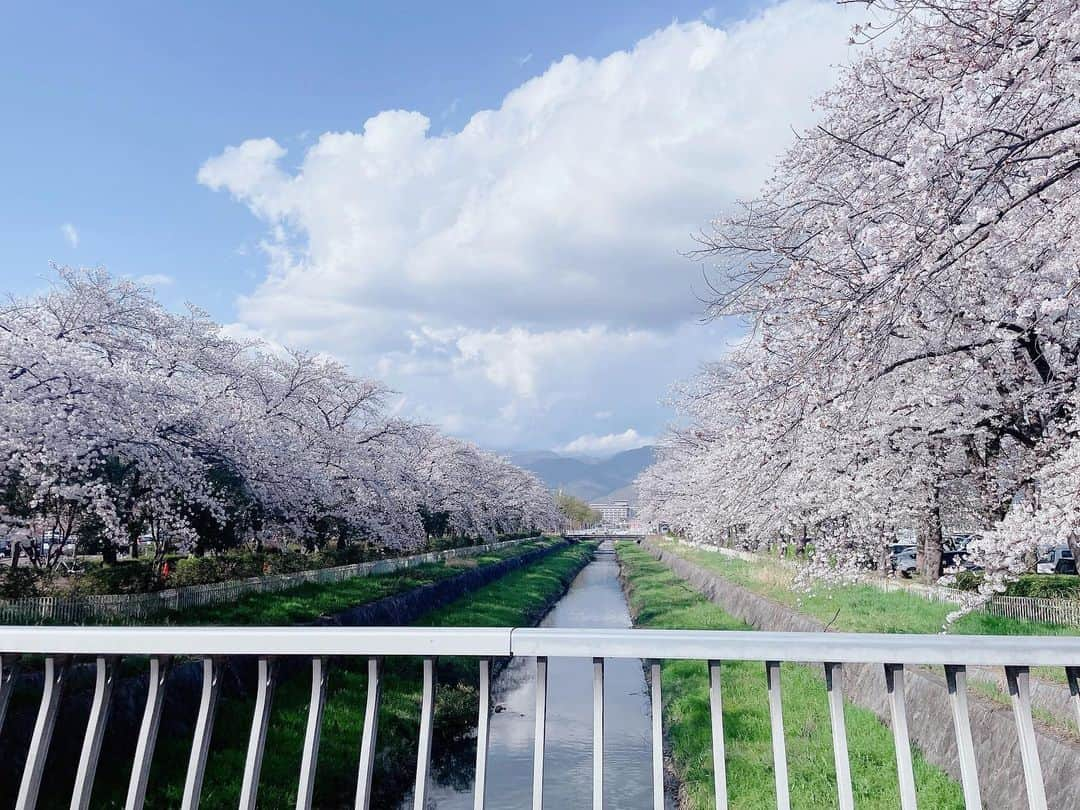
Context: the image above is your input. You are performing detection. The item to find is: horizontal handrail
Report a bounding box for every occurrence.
[511,627,1080,666]
[2,624,1077,810]
[4,625,1080,667]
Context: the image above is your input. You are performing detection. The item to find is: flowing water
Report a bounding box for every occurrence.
[414,541,655,808]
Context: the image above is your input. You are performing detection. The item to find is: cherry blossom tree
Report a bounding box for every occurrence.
[641,0,1080,592]
[0,268,557,569]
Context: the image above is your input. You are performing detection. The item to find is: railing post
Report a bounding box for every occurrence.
[883,664,917,810]
[532,656,548,810]
[0,654,19,735]
[239,657,277,810]
[765,660,790,810]
[1068,666,1080,736]
[1006,666,1047,810]
[71,655,119,810]
[649,660,665,810]
[126,655,172,810]
[824,662,854,810]
[592,657,604,809]
[297,657,330,810]
[708,660,728,810]
[15,654,69,810]
[474,657,491,810]
[944,665,982,809]
[414,656,437,810]
[181,657,222,810]
[355,657,383,810]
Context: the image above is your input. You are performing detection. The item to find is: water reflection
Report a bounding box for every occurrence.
[415,542,654,808]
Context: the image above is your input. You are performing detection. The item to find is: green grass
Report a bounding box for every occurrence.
[81,540,596,809]
[114,539,553,626]
[661,540,1080,638]
[617,542,964,810]
[656,540,1080,741]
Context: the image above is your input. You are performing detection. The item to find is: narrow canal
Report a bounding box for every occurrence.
[416,541,655,808]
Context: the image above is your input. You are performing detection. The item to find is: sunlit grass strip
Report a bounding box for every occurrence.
[87,540,596,809]
[616,542,964,810]
[145,538,555,626]
[660,539,1080,638]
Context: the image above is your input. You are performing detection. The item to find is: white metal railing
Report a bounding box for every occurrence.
[0,537,540,625]
[1,626,1079,810]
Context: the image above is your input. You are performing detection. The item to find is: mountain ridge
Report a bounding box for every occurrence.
[508,446,655,503]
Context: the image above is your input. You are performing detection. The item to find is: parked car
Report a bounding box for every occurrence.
[891,546,918,577]
[944,533,974,549]
[942,549,981,573]
[1037,546,1076,575]
[0,538,11,558]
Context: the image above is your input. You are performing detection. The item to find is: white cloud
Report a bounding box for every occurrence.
[452,326,662,400]
[559,428,653,456]
[60,223,78,248]
[200,0,859,449]
[133,273,174,287]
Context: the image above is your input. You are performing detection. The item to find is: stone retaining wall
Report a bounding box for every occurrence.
[642,539,1080,810]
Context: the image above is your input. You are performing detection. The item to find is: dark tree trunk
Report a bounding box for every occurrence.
[795,525,808,558]
[1067,532,1080,572]
[102,541,118,565]
[923,491,944,581]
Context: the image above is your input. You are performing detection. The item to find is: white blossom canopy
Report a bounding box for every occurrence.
[639,0,1080,595]
[0,268,558,564]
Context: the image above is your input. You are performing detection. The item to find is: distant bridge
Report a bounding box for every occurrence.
[564,529,647,541]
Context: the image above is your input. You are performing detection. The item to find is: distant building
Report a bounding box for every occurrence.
[589,500,634,527]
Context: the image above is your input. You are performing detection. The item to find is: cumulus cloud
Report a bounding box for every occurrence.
[60,223,78,248]
[199,0,859,449]
[559,428,653,456]
[453,326,663,400]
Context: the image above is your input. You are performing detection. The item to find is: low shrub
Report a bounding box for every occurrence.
[952,572,1080,599]
[1004,574,1080,599]
[67,560,161,595]
[0,567,53,599]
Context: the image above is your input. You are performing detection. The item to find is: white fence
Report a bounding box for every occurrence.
[0,537,541,626]
[675,539,1080,628]
[1,625,1077,810]
[983,595,1080,627]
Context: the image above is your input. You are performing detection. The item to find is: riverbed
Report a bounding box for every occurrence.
[414,541,655,808]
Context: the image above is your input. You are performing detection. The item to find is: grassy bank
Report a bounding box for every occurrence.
[617,542,964,810]
[84,540,596,809]
[658,539,1079,637]
[160,537,555,626]
[655,539,1080,726]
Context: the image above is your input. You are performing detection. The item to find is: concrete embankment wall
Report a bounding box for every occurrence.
[0,539,572,802]
[641,539,1080,810]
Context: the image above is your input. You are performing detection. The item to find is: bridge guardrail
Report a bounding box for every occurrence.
[1,624,1077,809]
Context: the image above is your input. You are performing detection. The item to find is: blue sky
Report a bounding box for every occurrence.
[1,0,860,454]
